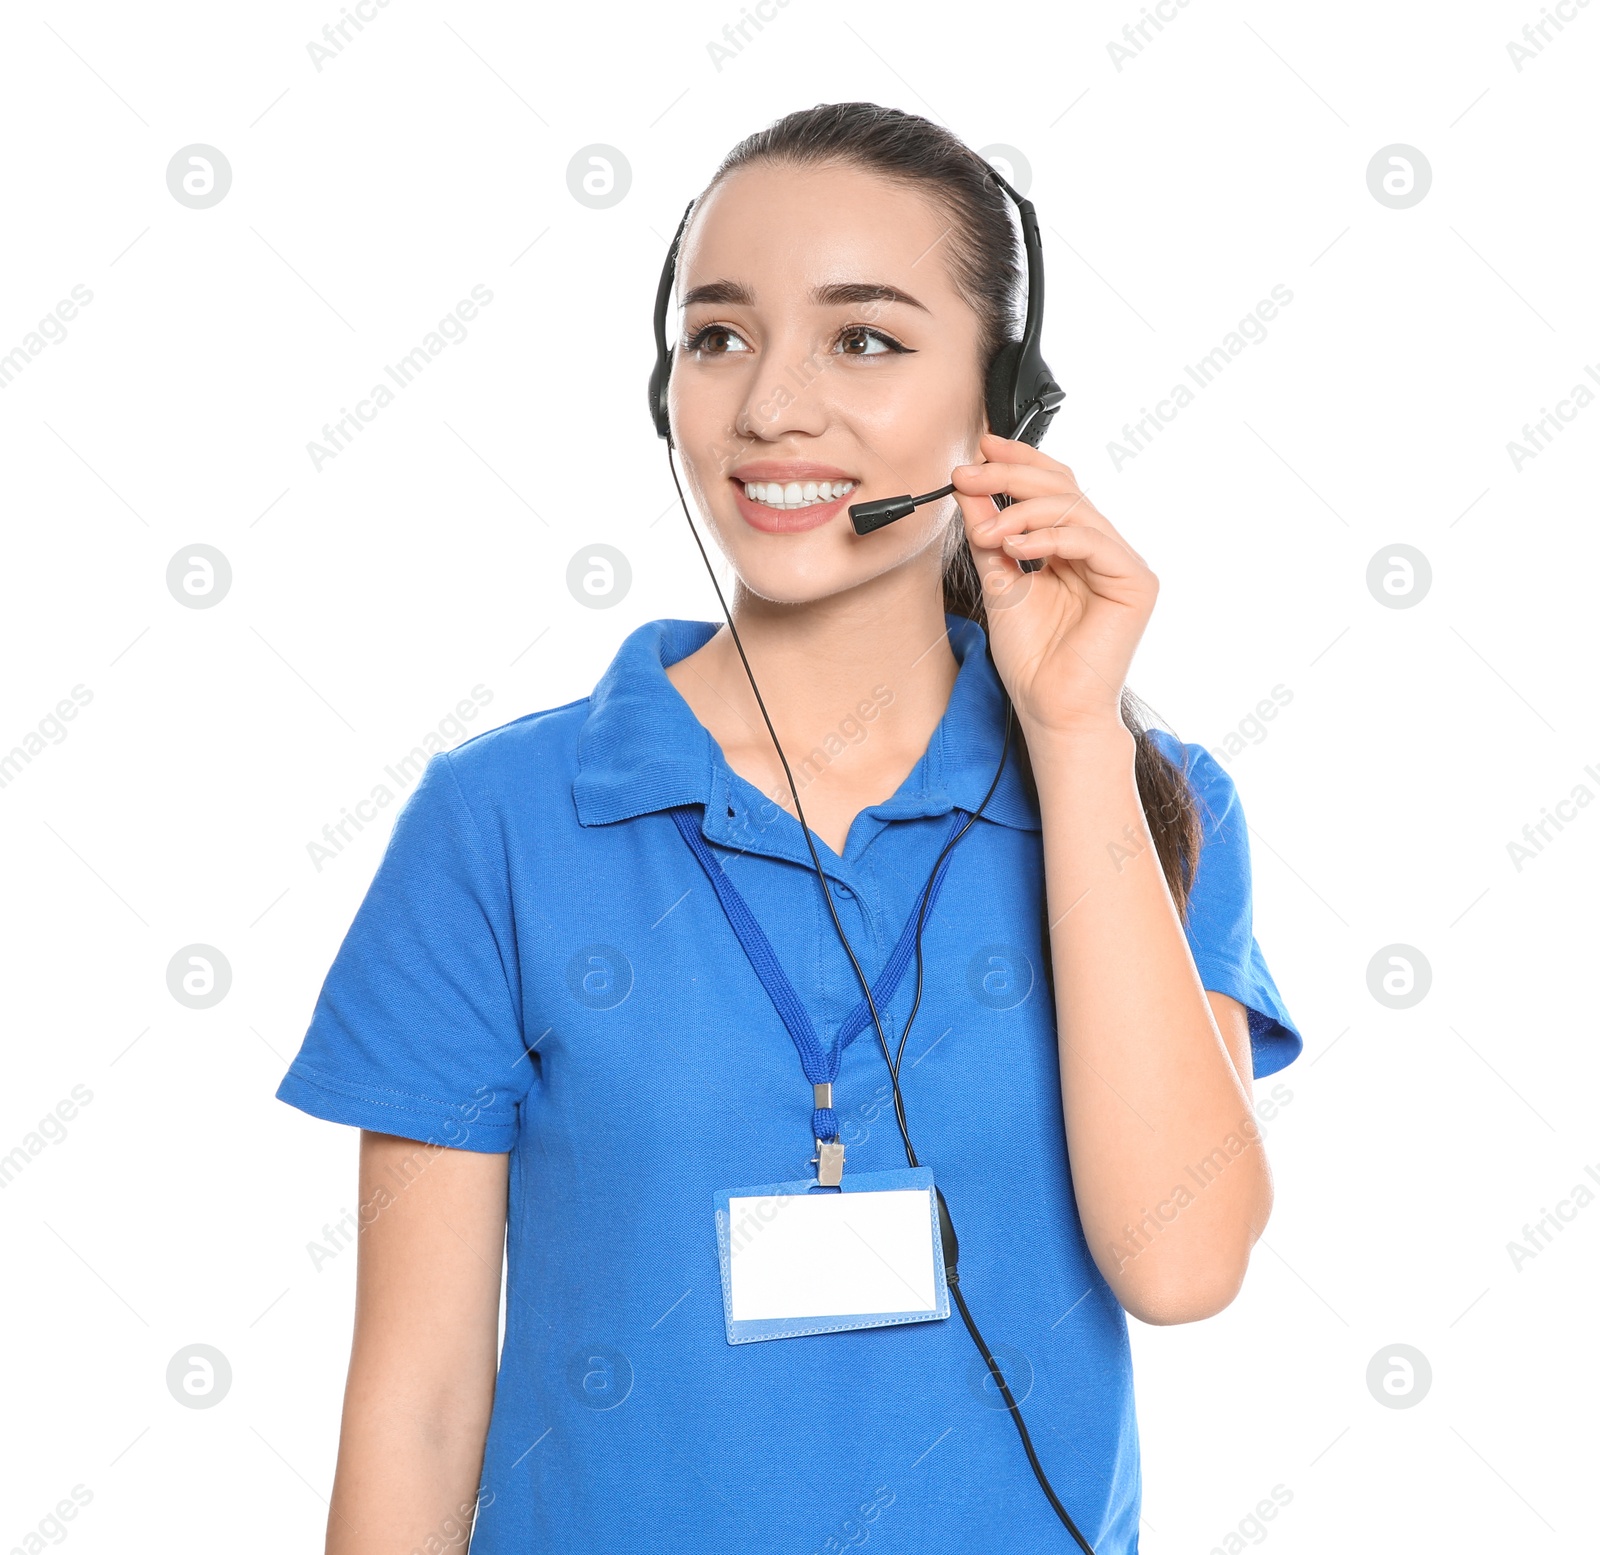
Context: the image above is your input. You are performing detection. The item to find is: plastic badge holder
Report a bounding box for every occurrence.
[713,1165,950,1344]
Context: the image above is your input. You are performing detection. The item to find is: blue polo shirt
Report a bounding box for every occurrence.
[276,612,1302,1555]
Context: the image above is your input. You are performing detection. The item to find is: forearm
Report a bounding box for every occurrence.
[326,1132,507,1554]
[1029,720,1271,1323]
[326,1342,496,1555]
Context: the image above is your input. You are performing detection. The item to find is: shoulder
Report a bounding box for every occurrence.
[449,692,592,767]
[430,693,595,829]
[1142,728,1241,837]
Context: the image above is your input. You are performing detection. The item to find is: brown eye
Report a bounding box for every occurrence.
[685,324,751,356]
[836,326,905,357]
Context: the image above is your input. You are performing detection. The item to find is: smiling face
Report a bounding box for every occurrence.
[668,159,990,605]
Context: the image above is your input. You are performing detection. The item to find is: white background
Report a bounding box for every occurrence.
[2,1,1595,1551]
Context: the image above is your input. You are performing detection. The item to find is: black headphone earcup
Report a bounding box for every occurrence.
[986,341,1062,449]
[648,346,673,440]
[984,341,1022,441]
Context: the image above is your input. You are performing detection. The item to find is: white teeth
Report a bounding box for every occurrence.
[741,478,857,510]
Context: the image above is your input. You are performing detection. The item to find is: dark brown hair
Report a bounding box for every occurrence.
[706,102,1202,918]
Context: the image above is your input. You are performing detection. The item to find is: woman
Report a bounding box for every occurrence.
[276,102,1302,1555]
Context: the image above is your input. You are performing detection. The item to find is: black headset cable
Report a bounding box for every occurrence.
[663,438,1098,1554]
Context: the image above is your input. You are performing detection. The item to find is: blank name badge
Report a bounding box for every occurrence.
[712,1166,950,1344]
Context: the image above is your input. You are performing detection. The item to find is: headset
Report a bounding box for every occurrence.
[648,160,1096,1553]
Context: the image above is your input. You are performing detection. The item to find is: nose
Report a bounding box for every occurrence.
[734,323,834,442]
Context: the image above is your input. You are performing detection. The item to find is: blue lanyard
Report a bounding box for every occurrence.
[669,804,967,1147]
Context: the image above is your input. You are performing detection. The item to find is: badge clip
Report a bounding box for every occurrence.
[812,1138,844,1187]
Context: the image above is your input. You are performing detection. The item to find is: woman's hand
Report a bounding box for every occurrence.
[952,430,1158,738]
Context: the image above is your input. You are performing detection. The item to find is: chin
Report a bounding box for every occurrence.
[728,555,874,607]
[700,505,942,606]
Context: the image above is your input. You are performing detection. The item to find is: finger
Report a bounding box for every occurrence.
[949,485,1031,583]
[953,457,1084,502]
[962,469,1148,567]
[956,487,1145,605]
[952,486,1026,552]
[960,493,1127,583]
[977,430,1069,472]
[956,455,1126,544]
[962,505,1029,597]
[970,432,1154,571]
[999,524,1153,602]
[967,491,1099,542]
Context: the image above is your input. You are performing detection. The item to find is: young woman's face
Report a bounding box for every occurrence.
[668,160,988,605]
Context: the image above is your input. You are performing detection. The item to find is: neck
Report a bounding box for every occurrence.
[687,549,963,771]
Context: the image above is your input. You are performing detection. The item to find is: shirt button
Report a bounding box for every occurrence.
[836,884,854,899]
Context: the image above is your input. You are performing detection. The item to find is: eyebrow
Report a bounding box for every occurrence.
[679,279,929,313]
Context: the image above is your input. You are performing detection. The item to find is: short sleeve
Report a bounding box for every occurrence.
[1149,732,1303,1078]
[275,751,531,1151]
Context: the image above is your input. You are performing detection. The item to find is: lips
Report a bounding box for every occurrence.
[730,461,857,483]
[728,462,862,535]
[731,478,857,534]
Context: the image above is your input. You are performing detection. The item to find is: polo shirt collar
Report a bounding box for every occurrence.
[572,613,1041,844]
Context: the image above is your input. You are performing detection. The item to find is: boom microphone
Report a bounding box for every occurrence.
[847,398,1063,573]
